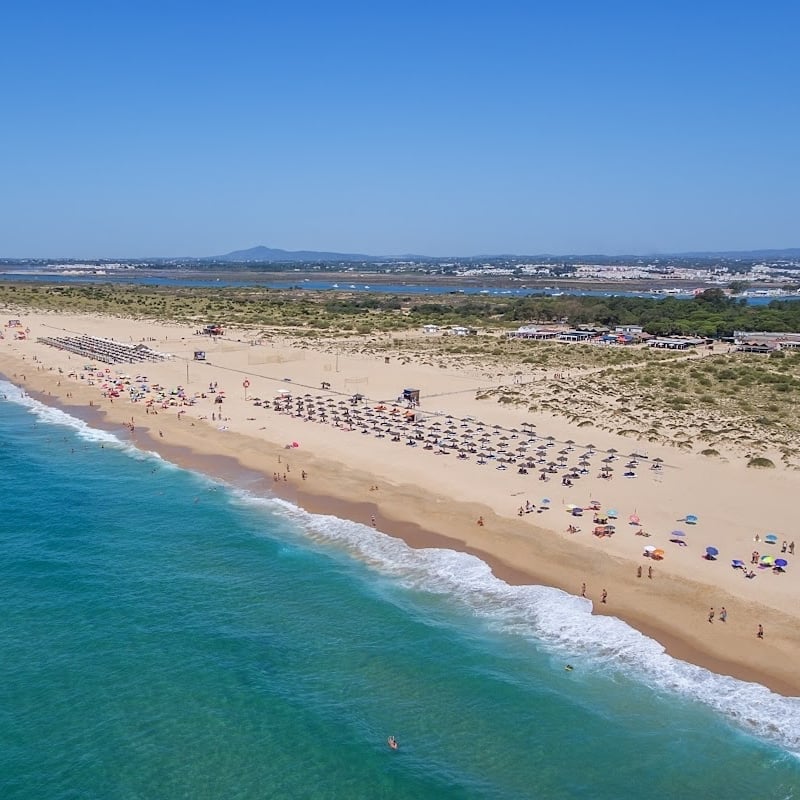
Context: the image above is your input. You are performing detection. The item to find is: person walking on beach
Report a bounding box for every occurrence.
[581,582,586,597]
[789,541,795,555]
[708,607,715,623]
[720,607,727,623]
[637,565,642,578]
[757,624,764,639]
[601,589,607,604]
[648,566,653,579]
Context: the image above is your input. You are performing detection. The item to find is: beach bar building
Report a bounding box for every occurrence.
[507,326,560,341]
[614,325,644,335]
[558,330,596,343]
[648,336,705,350]
[449,325,477,336]
[734,331,800,351]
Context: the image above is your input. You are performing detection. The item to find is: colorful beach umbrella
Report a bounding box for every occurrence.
[760,555,774,565]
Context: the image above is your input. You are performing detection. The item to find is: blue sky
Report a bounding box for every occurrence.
[1,1,798,258]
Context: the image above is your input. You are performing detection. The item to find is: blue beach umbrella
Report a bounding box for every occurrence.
[731,559,745,567]
[671,530,686,537]
[685,514,698,524]
[706,546,719,557]
[607,509,618,519]
[775,558,788,568]
[764,534,779,545]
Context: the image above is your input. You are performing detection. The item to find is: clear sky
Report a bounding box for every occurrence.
[2,0,798,258]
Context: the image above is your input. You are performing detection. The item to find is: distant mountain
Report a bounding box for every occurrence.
[206,244,800,264]
[665,248,800,260]
[208,245,379,263]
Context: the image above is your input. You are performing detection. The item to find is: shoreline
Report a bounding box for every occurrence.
[7,371,800,697]
[2,310,800,698]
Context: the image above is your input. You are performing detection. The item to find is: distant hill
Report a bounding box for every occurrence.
[666,248,800,260]
[208,245,380,263]
[207,245,800,264]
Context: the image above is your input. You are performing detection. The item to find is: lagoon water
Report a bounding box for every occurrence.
[1,382,798,799]
[0,269,793,305]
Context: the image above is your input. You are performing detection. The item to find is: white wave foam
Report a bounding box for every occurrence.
[236,491,800,755]
[0,379,165,463]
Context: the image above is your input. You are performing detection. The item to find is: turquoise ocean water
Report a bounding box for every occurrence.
[0,380,798,799]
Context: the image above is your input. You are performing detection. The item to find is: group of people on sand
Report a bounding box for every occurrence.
[753,534,794,554]
[517,500,548,516]
[580,583,607,604]
[708,607,765,639]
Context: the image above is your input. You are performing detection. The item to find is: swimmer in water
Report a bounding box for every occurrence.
[387,735,399,750]
[565,664,574,672]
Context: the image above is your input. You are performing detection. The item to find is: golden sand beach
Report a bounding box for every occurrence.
[3,310,800,695]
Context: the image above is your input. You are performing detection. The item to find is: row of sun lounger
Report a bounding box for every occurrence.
[37,335,167,365]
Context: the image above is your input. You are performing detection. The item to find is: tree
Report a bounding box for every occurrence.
[728,280,750,295]
[693,288,731,312]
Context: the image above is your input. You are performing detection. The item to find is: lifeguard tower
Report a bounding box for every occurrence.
[402,388,420,407]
